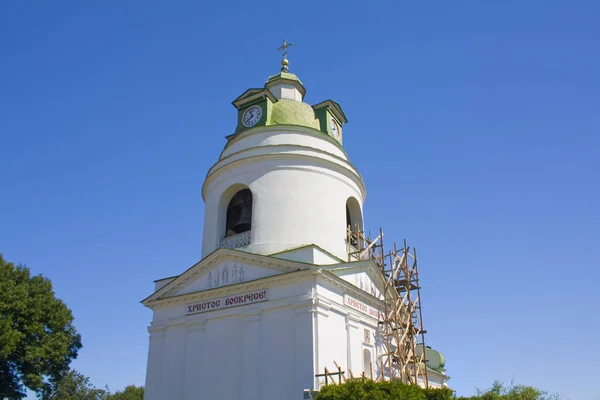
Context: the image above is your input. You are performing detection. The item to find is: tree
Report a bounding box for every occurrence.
[43,370,108,400]
[0,254,82,399]
[38,368,144,400]
[105,385,144,400]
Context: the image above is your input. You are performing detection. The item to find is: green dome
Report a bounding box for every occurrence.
[416,346,446,372]
[268,99,320,130]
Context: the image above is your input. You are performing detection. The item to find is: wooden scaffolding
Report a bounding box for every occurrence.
[346,226,429,387]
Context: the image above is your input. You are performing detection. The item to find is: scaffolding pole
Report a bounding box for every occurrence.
[345,225,428,387]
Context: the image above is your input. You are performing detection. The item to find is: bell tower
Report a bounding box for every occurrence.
[200,42,365,261]
[142,43,449,400]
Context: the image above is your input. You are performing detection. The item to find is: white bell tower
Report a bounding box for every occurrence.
[141,44,449,400]
[200,45,365,262]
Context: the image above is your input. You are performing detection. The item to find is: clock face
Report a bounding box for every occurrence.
[242,105,262,127]
[330,118,340,139]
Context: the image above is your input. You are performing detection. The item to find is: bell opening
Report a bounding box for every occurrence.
[226,189,253,236]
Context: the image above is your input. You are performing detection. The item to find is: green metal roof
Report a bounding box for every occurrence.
[266,71,303,85]
[268,99,320,130]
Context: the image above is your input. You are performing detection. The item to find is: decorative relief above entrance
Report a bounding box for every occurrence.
[207,262,246,289]
[171,258,291,297]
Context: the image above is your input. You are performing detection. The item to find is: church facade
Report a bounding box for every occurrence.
[142,54,448,400]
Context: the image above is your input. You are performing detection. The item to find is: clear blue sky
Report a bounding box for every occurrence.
[1,1,598,399]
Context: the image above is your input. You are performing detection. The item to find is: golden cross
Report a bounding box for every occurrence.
[277,40,293,72]
[277,39,293,59]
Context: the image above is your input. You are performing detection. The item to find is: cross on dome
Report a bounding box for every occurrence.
[276,39,293,72]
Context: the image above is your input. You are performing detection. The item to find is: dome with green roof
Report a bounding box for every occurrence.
[267,99,320,130]
[230,58,347,144]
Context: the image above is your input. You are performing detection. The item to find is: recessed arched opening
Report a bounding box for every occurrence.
[346,197,363,233]
[363,348,372,378]
[217,184,253,249]
[346,197,363,249]
[226,188,252,237]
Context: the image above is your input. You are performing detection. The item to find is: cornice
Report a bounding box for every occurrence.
[142,247,315,305]
[145,268,314,309]
[323,260,388,299]
[149,294,314,330]
[313,292,380,328]
[426,368,450,381]
[202,152,366,202]
[268,243,345,264]
[220,125,349,161]
[315,269,385,312]
[211,143,353,177]
[345,314,361,328]
[232,88,277,109]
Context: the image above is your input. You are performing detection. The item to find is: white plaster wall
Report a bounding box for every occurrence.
[271,246,318,264]
[314,276,385,385]
[338,270,383,299]
[144,274,316,400]
[267,83,303,101]
[159,325,187,399]
[312,248,343,265]
[315,305,347,387]
[219,129,347,160]
[271,246,342,265]
[202,153,364,260]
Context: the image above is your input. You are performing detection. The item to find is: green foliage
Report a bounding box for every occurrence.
[0,254,82,399]
[314,379,452,400]
[423,386,454,400]
[314,380,556,400]
[460,381,560,400]
[104,385,144,400]
[39,369,144,400]
[42,370,108,400]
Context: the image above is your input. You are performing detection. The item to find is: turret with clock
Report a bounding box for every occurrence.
[229,41,347,146]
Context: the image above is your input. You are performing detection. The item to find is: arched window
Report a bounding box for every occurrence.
[225,189,252,237]
[346,197,362,232]
[363,348,372,378]
[346,197,363,247]
[346,206,352,230]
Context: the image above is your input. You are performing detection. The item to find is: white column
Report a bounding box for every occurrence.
[313,299,331,390]
[241,313,261,400]
[159,324,187,400]
[294,304,316,398]
[144,325,166,400]
[345,315,360,376]
[183,322,206,399]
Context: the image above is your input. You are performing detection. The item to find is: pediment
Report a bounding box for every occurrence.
[142,249,308,305]
[174,260,279,296]
[324,260,386,300]
[232,88,277,109]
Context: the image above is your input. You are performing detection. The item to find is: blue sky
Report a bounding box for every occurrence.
[1,1,598,399]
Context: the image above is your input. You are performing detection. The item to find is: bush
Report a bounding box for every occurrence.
[314,379,453,400]
[314,380,556,400]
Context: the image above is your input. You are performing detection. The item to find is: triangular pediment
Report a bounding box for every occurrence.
[231,88,277,109]
[142,248,310,305]
[323,260,386,300]
[312,99,348,124]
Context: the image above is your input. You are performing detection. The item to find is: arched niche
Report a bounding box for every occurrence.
[226,189,252,236]
[217,184,253,241]
[346,196,363,233]
[363,348,373,378]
